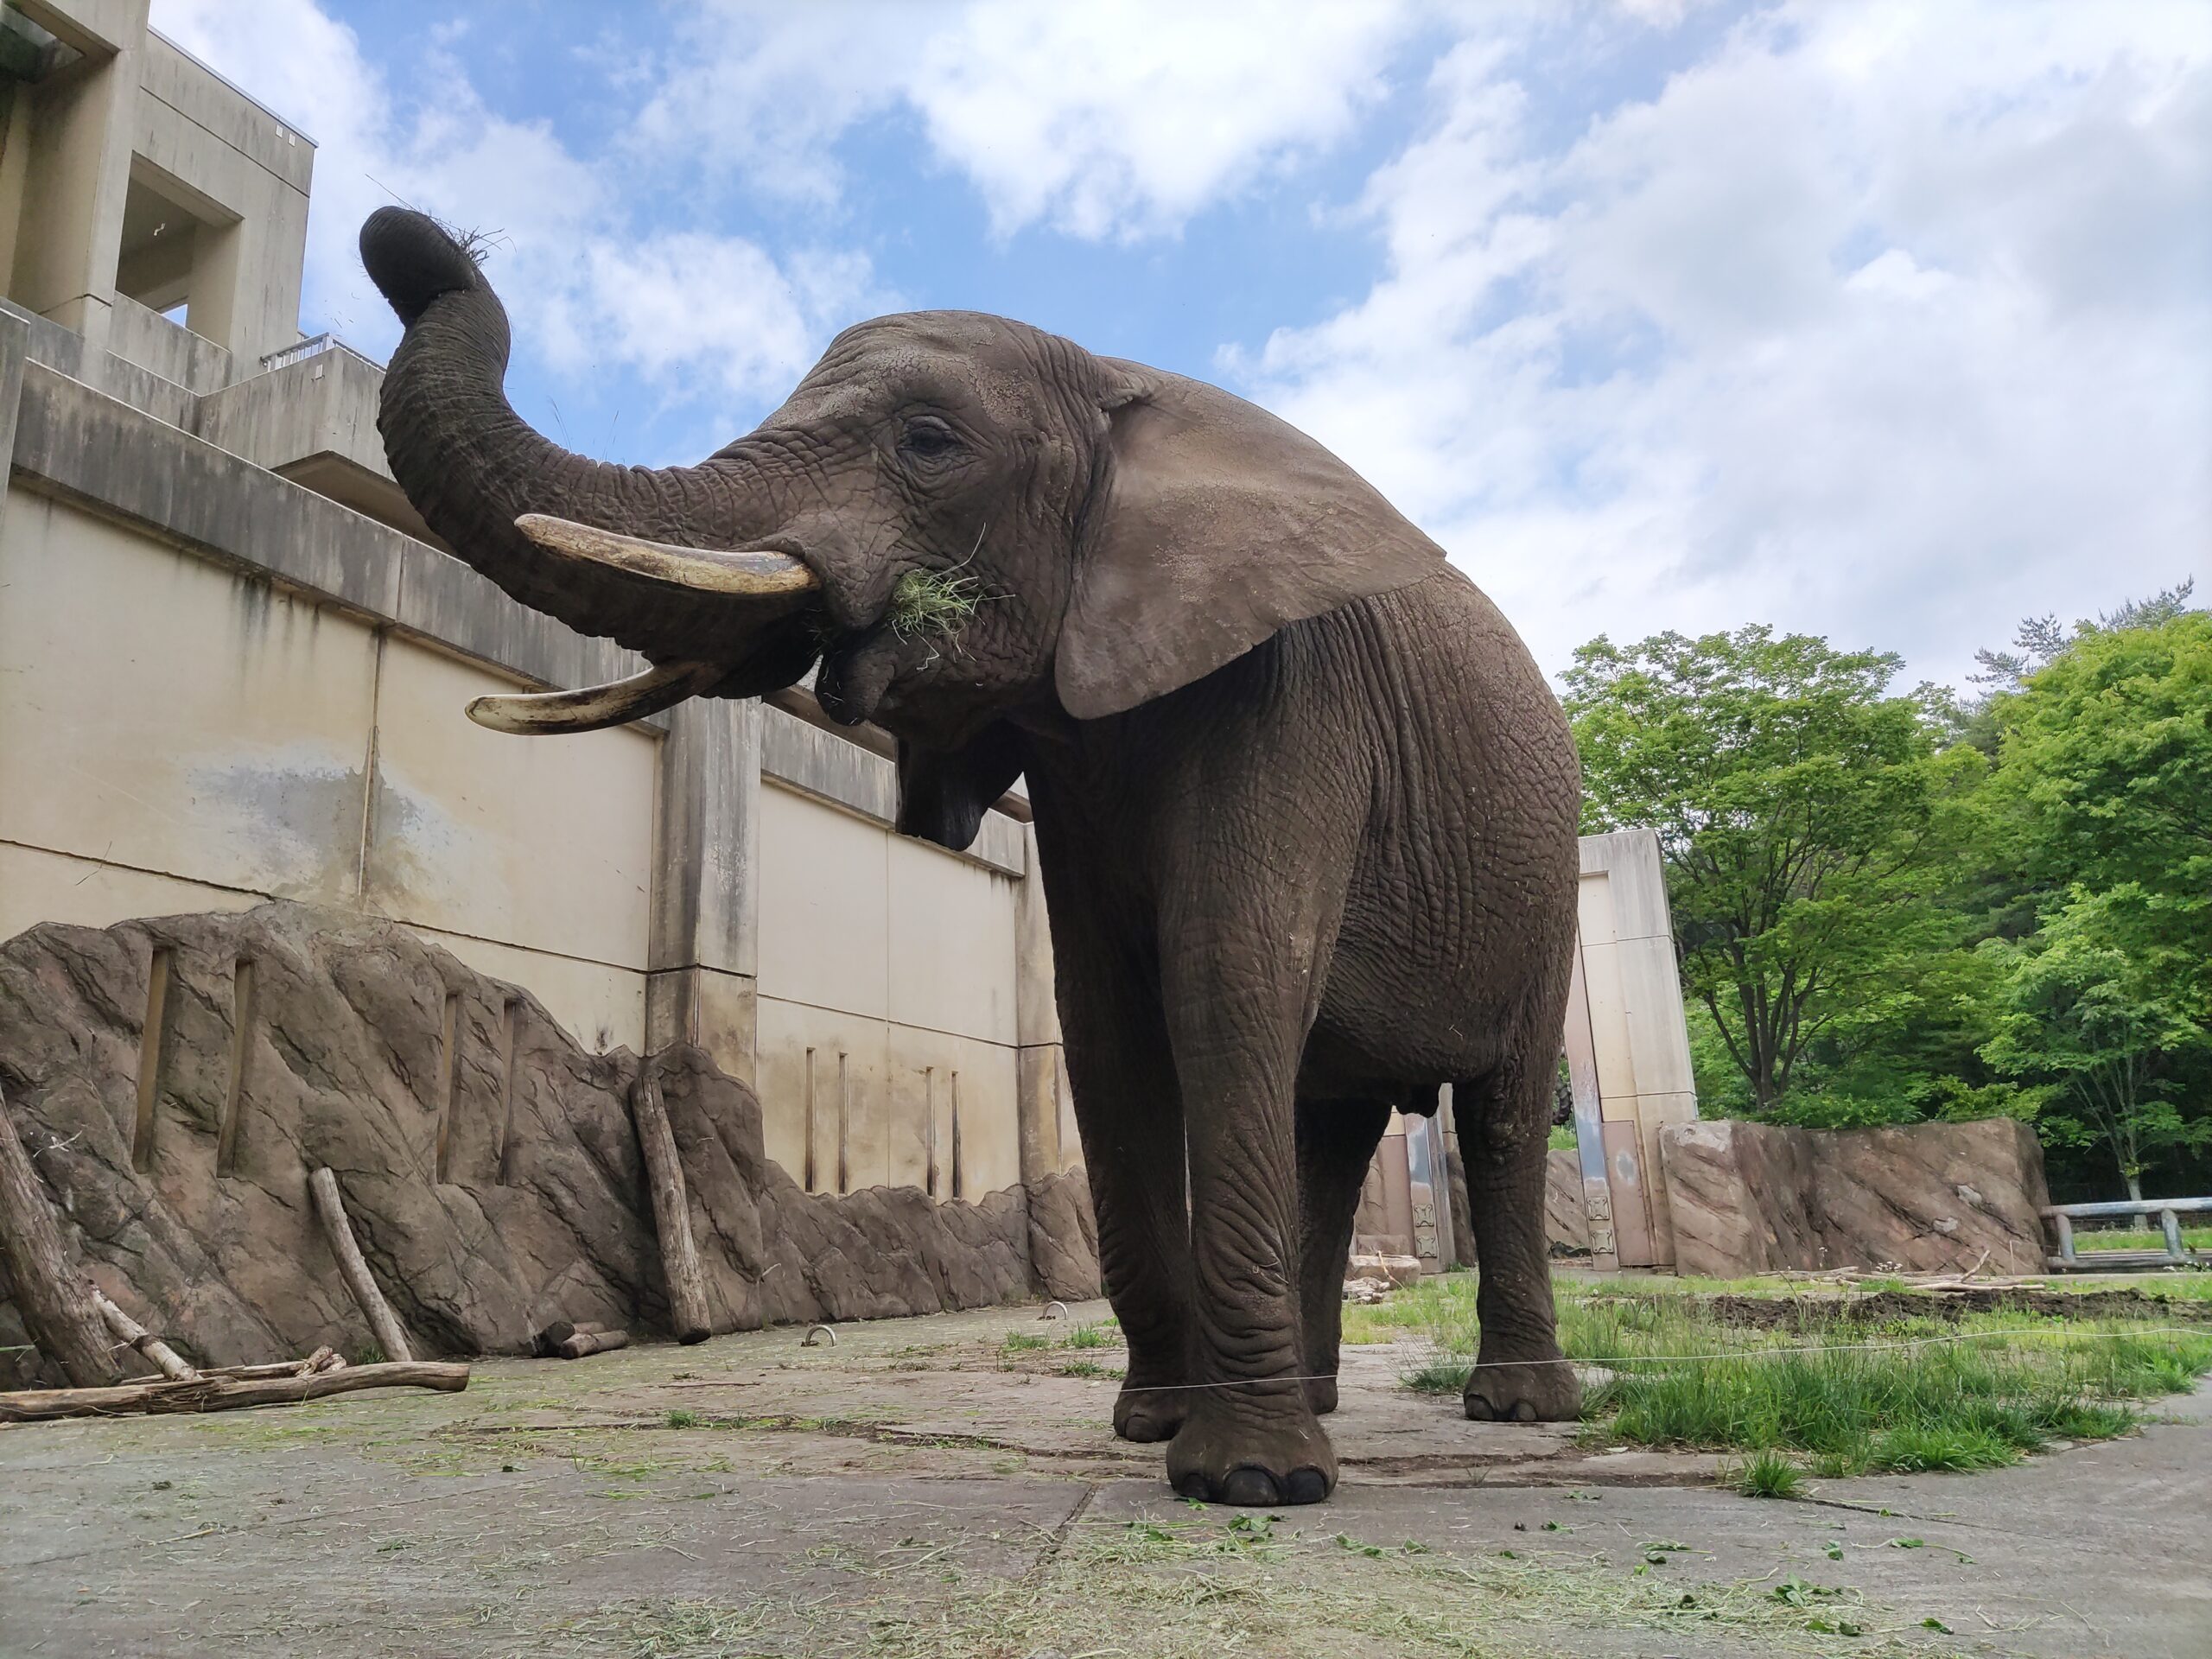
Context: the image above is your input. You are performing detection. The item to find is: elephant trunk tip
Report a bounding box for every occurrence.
[360,207,488,327]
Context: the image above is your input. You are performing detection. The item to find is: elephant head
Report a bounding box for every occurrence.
[359,208,1443,846]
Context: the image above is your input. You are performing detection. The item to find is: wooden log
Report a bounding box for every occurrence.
[307,1167,414,1363]
[197,1348,346,1382]
[631,1072,711,1344]
[533,1319,609,1357]
[0,1359,467,1423]
[554,1328,630,1359]
[91,1289,196,1381]
[0,1084,120,1386]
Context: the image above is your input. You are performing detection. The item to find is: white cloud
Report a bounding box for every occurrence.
[1233,1,2212,686]
[149,0,882,446]
[635,0,1419,239]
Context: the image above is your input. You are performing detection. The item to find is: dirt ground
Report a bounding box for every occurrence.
[4,1296,2207,1658]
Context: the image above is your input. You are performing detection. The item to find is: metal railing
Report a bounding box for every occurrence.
[2043,1197,2211,1270]
[259,334,385,376]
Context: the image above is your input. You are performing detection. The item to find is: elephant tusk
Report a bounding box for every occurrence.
[514,513,821,599]
[466,658,725,735]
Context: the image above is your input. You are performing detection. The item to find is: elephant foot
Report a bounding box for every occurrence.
[1166,1392,1337,1506]
[1113,1376,1191,1444]
[1303,1373,1339,1415]
[1463,1356,1581,1423]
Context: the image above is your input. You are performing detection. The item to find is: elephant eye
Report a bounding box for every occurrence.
[898,418,962,462]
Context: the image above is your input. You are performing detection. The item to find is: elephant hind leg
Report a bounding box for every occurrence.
[1457,1057,1580,1424]
[1295,1098,1393,1415]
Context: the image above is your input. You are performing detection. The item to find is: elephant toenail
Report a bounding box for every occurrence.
[1511,1399,1537,1423]
[1219,1466,1282,1508]
[1176,1471,1211,1502]
[1284,1466,1330,1505]
[1465,1395,1497,1421]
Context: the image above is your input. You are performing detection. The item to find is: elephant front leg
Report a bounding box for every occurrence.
[1158,930,1342,1506]
[1295,1098,1393,1415]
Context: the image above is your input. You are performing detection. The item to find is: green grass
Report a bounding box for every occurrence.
[1377,1271,2212,1478]
[1000,1332,1052,1353]
[1730,1448,1807,1497]
[2075,1223,2212,1252]
[886,567,985,641]
[1060,1321,1115,1350]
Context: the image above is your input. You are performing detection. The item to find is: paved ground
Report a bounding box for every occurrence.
[3,1299,2205,1657]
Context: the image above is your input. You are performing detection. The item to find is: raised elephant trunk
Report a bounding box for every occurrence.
[359,208,819,730]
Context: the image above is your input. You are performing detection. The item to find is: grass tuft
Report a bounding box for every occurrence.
[1729,1448,1806,1498]
[1001,1332,1052,1353]
[887,568,985,641]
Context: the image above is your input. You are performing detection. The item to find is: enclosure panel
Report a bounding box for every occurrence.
[365,638,658,971]
[886,832,1020,1046]
[757,783,891,1022]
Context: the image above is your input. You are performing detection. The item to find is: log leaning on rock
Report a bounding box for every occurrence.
[0,1084,120,1387]
[0,1360,467,1423]
[631,1072,711,1344]
[92,1289,196,1381]
[308,1167,414,1363]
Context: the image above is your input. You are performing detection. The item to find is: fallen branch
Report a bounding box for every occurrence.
[631,1072,710,1344]
[0,1084,118,1386]
[197,1347,346,1382]
[91,1289,195,1381]
[555,1328,630,1359]
[308,1168,413,1363]
[0,1360,467,1423]
[534,1319,608,1357]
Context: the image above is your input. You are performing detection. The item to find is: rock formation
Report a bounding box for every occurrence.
[0,904,1098,1388]
[1657,1117,2051,1278]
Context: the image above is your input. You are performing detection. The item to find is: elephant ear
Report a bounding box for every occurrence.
[894,722,1026,854]
[1054,362,1446,721]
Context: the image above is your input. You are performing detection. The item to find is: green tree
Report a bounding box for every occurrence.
[1563,627,1983,1115]
[1977,607,2212,1195]
[1980,886,2209,1201]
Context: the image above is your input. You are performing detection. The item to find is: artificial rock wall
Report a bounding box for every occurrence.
[1656,1117,2051,1279]
[0,904,1098,1388]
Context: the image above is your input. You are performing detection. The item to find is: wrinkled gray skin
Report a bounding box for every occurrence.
[359,207,1580,1506]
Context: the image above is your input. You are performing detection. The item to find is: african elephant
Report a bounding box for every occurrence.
[358,207,1581,1506]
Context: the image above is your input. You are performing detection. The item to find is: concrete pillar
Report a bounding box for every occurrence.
[1012,817,1072,1183]
[645,696,761,1084]
[5,0,148,356]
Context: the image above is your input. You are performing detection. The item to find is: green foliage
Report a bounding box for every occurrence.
[1563,626,1986,1112]
[1563,594,2210,1193]
[1973,610,2212,1195]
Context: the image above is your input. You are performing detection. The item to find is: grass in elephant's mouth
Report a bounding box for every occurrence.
[1364,1271,2212,1478]
[886,567,985,640]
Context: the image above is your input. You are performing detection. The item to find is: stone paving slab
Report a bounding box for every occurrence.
[2,1297,2205,1656]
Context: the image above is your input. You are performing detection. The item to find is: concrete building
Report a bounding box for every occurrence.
[0,1,1693,1267]
[0,0,1073,1215]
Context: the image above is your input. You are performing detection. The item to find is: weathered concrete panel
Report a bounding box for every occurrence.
[0,490,375,903]
[410,924,646,1058]
[364,635,658,972]
[887,832,1019,1046]
[0,842,257,941]
[758,782,890,1022]
[753,995,889,1193]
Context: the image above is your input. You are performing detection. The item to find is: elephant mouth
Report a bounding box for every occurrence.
[464,514,823,735]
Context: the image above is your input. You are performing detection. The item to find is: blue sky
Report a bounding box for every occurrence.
[153,0,2209,689]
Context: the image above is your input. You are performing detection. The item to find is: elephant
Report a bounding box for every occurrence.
[358,207,1582,1506]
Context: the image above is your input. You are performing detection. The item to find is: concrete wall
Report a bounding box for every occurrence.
[2,2,309,373]
[1561,828,1700,1269]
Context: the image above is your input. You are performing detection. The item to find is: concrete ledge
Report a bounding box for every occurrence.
[10,360,661,725]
